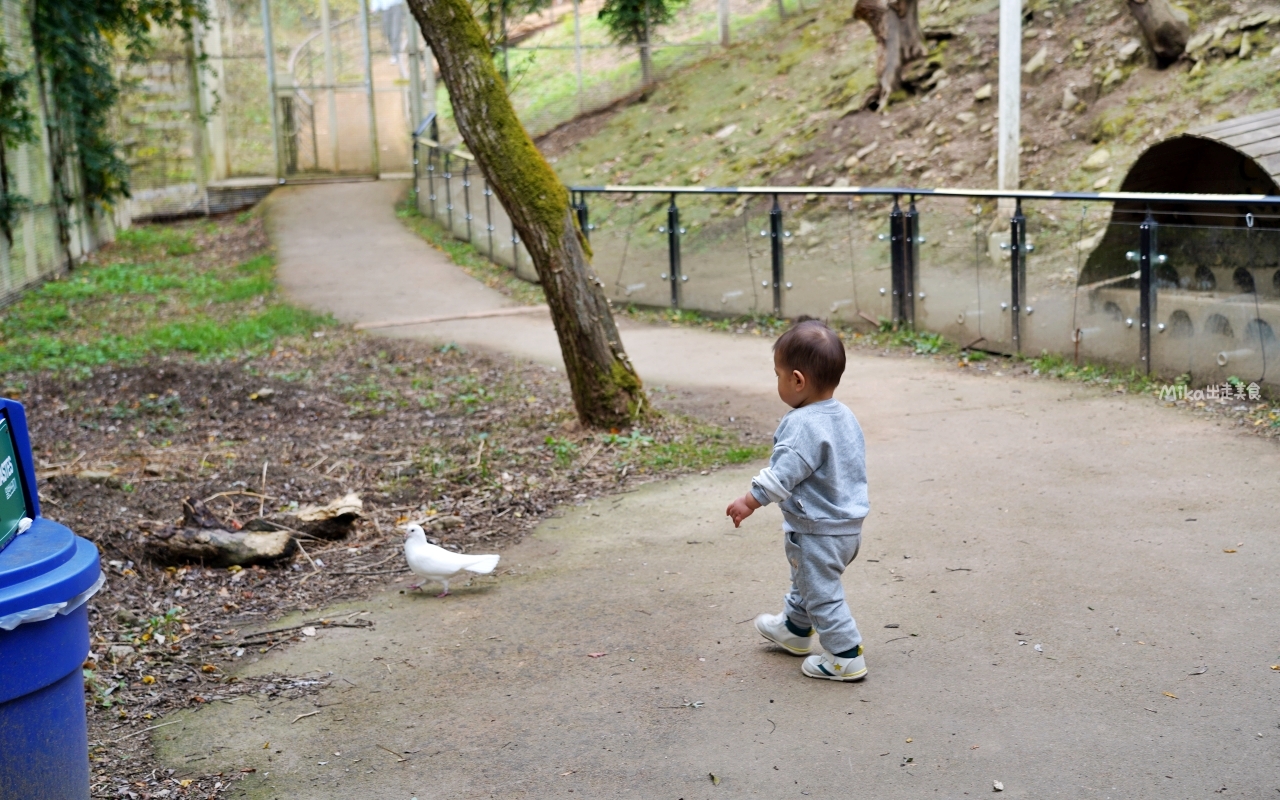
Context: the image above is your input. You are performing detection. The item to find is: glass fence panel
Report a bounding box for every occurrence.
[738,194,781,316]
[779,195,892,325]
[1016,202,1100,361]
[677,194,761,317]
[914,196,989,348]
[591,194,670,309]
[968,202,1016,354]
[1021,202,1118,366]
[1063,217,1142,368]
[1154,223,1280,389]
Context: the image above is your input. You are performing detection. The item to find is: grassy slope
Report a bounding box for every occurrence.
[541,0,1280,195]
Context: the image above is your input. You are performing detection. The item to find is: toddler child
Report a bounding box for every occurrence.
[726,318,869,681]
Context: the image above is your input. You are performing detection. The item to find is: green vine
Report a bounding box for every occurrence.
[28,0,205,251]
[0,41,35,245]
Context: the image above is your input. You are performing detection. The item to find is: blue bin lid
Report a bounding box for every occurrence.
[0,518,100,619]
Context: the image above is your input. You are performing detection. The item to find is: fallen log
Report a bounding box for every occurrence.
[245,492,363,540]
[145,527,297,568]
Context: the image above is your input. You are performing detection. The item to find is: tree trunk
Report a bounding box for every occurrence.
[1127,0,1190,67]
[638,38,654,86]
[854,0,927,110]
[406,0,650,428]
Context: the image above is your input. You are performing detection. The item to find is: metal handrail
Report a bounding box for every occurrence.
[417,136,472,161]
[569,184,1280,206]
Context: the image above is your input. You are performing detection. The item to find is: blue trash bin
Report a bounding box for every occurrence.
[0,398,102,800]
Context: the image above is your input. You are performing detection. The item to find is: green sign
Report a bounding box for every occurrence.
[0,416,28,547]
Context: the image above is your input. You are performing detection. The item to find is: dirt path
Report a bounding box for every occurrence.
[167,181,1280,798]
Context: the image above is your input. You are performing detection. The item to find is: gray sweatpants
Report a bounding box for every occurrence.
[783,530,863,655]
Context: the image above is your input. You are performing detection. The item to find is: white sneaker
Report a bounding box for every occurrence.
[801,648,867,681]
[754,612,813,655]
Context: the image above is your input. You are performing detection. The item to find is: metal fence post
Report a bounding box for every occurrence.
[443,152,454,234]
[665,193,683,308]
[260,0,283,181]
[484,181,495,259]
[1138,209,1156,373]
[889,196,905,325]
[462,163,473,243]
[1010,198,1026,354]
[575,192,590,243]
[904,196,919,328]
[357,0,380,177]
[427,147,437,219]
[411,134,419,208]
[770,194,784,316]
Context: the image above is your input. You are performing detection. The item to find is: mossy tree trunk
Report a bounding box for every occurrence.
[854,0,926,110]
[406,0,650,428]
[1127,0,1190,66]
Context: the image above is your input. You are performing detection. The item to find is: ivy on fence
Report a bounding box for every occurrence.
[0,0,208,261]
[0,41,35,245]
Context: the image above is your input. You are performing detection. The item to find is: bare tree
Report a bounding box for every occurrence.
[854,0,927,110]
[406,0,651,428]
[1127,0,1190,66]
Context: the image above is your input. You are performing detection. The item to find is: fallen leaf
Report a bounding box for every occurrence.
[1163,692,1178,699]
[1223,549,1237,553]
[971,745,980,749]
[906,738,913,743]
[1270,665,1280,671]
[709,773,721,785]
[587,652,608,658]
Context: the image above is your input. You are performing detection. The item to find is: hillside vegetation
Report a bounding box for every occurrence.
[540,0,1280,194]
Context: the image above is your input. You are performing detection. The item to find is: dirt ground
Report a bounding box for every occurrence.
[137,181,1280,798]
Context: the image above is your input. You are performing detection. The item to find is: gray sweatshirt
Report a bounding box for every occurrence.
[750,398,868,535]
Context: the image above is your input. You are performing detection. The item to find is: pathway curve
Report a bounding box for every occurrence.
[160,181,1280,798]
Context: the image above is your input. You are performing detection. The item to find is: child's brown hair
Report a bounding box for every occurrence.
[773,318,845,391]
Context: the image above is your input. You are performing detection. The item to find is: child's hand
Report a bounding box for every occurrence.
[726,493,761,528]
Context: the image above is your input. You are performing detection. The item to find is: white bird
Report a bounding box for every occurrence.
[403,524,499,597]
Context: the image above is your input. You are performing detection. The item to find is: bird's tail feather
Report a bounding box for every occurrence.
[464,554,500,575]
